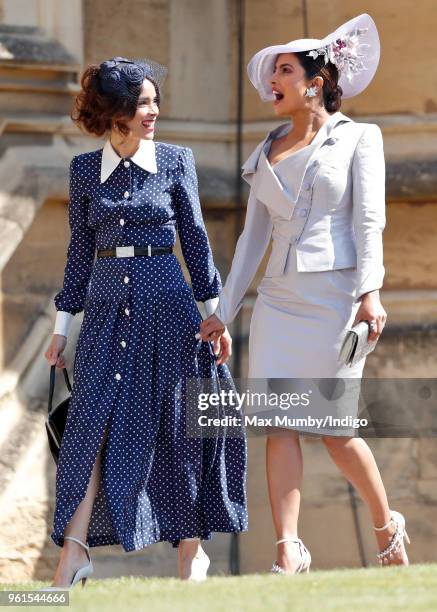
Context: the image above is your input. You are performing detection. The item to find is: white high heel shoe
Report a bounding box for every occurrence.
[270,537,312,575]
[39,536,94,591]
[374,510,410,566]
[181,537,210,581]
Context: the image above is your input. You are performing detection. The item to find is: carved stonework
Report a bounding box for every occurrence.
[0,24,80,122]
[0,24,75,64]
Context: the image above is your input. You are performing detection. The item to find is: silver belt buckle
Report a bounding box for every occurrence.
[116,245,135,258]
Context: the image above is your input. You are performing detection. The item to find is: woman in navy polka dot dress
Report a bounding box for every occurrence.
[44,57,248,588]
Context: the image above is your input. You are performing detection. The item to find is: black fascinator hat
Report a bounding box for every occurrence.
[97,56,168,105]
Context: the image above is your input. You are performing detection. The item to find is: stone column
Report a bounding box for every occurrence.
[168,0,231,121]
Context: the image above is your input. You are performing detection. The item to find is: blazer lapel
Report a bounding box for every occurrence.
[301,110,353,172]
[241,138,269,185]
[241,111,354,219]
[251,150,298,219]
[241,122,292,185]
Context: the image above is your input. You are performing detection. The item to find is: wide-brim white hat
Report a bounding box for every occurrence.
[247,13,380,101]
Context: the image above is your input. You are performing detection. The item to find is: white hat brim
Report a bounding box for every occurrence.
[247,13,380,101]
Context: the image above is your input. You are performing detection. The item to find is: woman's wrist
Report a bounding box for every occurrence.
[362,289,379,299]
[358,289,380,303]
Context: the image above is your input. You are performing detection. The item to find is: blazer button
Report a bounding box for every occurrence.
[304,183,311,191]
[299,208,308,217]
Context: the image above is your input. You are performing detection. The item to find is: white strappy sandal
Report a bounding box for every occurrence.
[39,536,94,591]
[188,552,211,581]
[374,510,410,566]
[270,537,312,575]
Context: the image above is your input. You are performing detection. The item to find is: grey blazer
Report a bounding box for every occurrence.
[214,110,386,326]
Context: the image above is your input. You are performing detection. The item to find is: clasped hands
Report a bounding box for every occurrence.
[197,314,232,365]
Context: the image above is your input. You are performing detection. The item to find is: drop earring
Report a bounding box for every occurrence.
[304,86,318,98]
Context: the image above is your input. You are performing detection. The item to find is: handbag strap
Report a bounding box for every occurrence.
[48,364,72,415]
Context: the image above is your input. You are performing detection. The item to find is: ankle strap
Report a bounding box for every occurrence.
[374,514,394,531]
[64,535,89,551]
[276,537,301,545]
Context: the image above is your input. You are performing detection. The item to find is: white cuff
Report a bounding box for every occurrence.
[54,311,74,338]
[204,297,220,318]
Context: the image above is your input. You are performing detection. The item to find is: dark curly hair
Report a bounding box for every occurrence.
[71,59,161,137]
[294,51,342,112]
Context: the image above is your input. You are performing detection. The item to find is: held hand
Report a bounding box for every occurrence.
[45,334,68,369]
[212,328,233,366]
[199,314,226,342]
[353,290,387,342]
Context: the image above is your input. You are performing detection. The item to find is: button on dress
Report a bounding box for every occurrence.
[51,142,248,551]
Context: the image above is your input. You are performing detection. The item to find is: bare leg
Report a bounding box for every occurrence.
[178,538,209,580]
[50,427,109,587]
[322,435,408,565]
[266,428,303,572]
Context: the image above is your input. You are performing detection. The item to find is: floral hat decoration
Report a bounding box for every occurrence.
[98,56,168,102]
[247,13,380,101]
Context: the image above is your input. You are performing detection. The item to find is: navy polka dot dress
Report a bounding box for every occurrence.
[51,142,248,551]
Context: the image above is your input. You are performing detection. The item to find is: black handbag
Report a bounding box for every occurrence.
[45,365,72,464]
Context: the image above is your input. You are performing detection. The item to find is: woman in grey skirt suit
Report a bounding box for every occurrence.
[200,14,411,573]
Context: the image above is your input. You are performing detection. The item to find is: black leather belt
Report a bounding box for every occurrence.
[97,245,173,258]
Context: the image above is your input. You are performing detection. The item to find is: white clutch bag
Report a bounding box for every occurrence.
[339,320,378,367]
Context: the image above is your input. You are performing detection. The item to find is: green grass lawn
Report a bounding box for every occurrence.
[3,563,436,612]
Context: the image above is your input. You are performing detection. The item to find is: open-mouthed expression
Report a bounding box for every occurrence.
[270,53,309,115]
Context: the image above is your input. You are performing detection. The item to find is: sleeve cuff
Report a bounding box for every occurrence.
[54,311,74,337]
[196,297,220,320]
[204,297,219,317]
[354,265,385,301]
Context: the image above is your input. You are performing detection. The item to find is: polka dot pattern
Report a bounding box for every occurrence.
[51,143,248,551]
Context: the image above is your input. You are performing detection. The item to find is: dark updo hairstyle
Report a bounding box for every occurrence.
[293,51,342,112]
[71,57,162,137]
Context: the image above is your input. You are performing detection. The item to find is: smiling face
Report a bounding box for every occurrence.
[270,52,323,116]
[124,77,159,139]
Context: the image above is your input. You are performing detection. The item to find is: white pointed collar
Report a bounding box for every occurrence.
[101,138,157,183]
